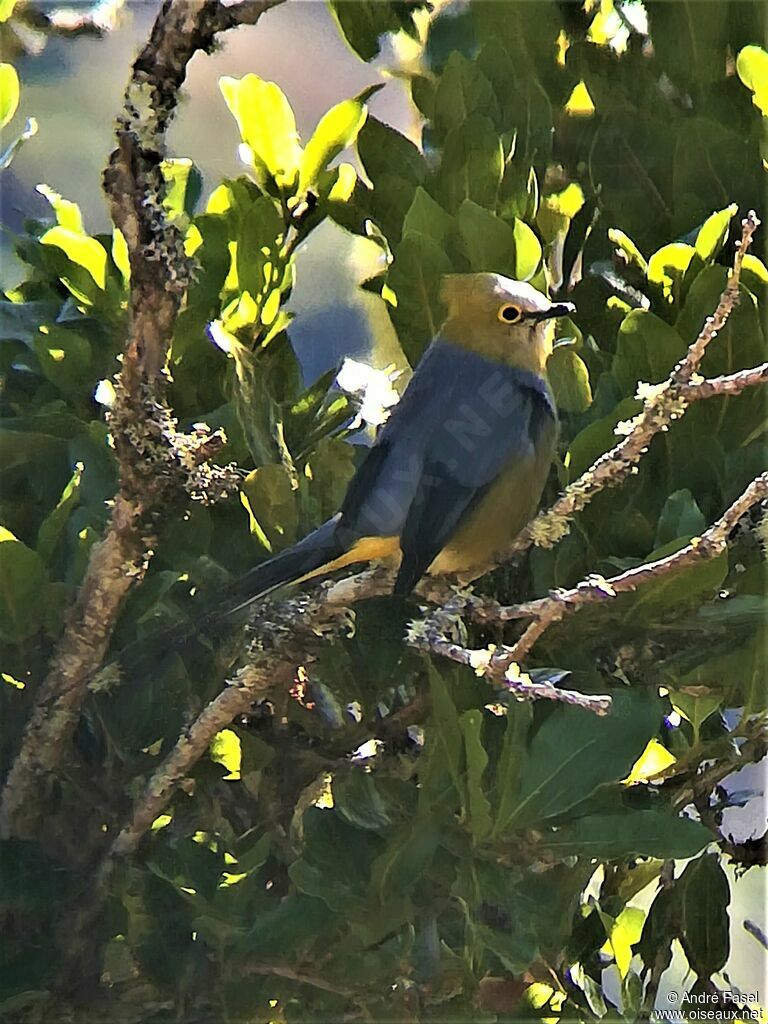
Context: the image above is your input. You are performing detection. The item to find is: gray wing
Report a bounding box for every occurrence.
[338,340,556,591]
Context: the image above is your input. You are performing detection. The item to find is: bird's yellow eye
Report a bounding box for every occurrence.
[498,303,523,324]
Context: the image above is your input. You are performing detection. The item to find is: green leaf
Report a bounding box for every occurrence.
[655,489,706,548]
[433,51,499,139]
[358,115,426,189]
[493,703,531,837]
[427,660,464,801]
[234,195,284,301]
[668,689,722,742]
[548,348,592,414]
[328,0,427,62]
[290,809,377,913]
[356,116,426,243]
[388,231,453,362]
[240,893,334,956]
[736,44,768,115]
[333,770,394,832]
[635,884,678,969]
[0,527,47,642]
[539,809,711,860]
[219,74,302,190]
[161,158,202,221]
[612,310,686,395]
[459,709,492,840]
[0,62,19,129]
[647,243,695,305]
[0,300,58,344]
[402,187,453,246]
[435,114,504,214]
[31,326,92,399]
[241,464,298,553]
[501,690,660,829]
[695,204,738,263]
[456,201,542,281]
[40,226,107,291]
[475,924,537,974]
[622,537,728,622]
[680,854,730,978]
[371,817,440,902]
[298,97,367,195]
[36,461,82,566]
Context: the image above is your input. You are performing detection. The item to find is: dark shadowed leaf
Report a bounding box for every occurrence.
[500,690,661,829]
[680,854,731,978]
[540,809,711,860]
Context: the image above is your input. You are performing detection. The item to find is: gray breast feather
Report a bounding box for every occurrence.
[340,339,555,539]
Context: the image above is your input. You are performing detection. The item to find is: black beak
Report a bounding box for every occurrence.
[529,302,576,322]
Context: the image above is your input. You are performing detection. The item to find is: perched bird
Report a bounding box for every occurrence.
[213,272,573,616]
[113,273,572,675]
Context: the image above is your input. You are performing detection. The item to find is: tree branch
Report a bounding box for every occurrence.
[464,472,768,662]
[0,0,281,842]
[501,210,760,562]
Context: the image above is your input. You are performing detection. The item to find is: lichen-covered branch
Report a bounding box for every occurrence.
[467,472,768,661]
[678,361,768,401]
[502,210,760,562]
[109,592,350,858]
[0,0,281,841]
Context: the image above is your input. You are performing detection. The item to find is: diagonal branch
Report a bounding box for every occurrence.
[474,471,768,659]
[501,210,761,562]
[0,0,283,843]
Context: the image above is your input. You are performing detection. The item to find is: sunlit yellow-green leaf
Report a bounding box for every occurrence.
[328,162,358,202]
[241,464,298,551]
[647,242,695,302]
[207,182,234,214]
[112,228,130,284]
[41,227,107,289]
[219,74,302,189]
[0,62,19,129]
[623,738,676,784]
[209,729,242,779]
[548,348,592,413]
[0,0,18,23]
[298,97,367,195]
[564,80,595,117]
[736,45,768,115]
[600,906,645,977]
[695,204,737,263]
[0,527,47,642]
[36,184,84,232]
[608,228,647,274]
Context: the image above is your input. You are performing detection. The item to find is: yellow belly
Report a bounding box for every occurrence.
[429,454,549,578]
[300,450,552,585]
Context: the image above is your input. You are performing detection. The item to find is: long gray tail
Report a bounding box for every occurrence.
[115,518,344,674]
[205,517,344,618]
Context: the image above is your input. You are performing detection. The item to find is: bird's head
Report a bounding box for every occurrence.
[439,273,575,374]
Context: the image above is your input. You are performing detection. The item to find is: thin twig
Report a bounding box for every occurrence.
[678,361,768,401]
[470,473,767,655]
[110,663,276,857]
